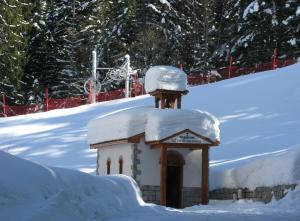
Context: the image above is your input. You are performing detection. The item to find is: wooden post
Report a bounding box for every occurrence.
[228,54,232,79]
[273,48,277,70]
[2,94,7,117]
[133,75,137,97]
[177,96,181,109]
[160,145,167,206]
[161,97,166,109]
[155,97,159,108]
[89,81,93,103]
[45,87,49,112]
[170,98,175,109]
[201,147,209,205]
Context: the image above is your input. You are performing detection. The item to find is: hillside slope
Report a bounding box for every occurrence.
[0,63,300,189]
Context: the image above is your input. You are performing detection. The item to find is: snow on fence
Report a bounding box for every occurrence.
[0,58,297,117]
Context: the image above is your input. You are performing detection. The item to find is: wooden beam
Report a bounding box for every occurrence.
[90,133,144,149]
[201,147,209,205]
[161,97,166,109]
[150,143,206,149]
[170,98,175,109]
[149,89,189,96]
[155,97,160,108]
[160,145,167,206]
[147,128,217,146]
[177,96,181,109]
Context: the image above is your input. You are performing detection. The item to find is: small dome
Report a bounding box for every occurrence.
[145,66,187,93]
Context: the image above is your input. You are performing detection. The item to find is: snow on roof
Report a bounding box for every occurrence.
[144,66,187,93]
[145,109,220,142]
[87,106,220,145]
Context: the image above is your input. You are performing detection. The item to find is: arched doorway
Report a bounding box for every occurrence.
[166,151,184,208]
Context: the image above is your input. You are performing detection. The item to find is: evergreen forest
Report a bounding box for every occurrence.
[0,0,299,104]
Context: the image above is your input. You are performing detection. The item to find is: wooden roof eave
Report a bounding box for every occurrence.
[149,89,189,96]
[90,133,145,149]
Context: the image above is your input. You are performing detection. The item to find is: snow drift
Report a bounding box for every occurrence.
[0,150,144,221]
[1,150,300,221]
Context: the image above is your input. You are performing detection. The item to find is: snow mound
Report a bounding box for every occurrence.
[0,150,144,221]
[211,147,300,190]
[144,66,187,93]
[87,107,220,144]
[1,151,300,221]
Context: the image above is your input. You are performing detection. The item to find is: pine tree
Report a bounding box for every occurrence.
[279,0,300,60]
[0,0,30,104]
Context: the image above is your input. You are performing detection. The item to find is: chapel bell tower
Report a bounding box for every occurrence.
[144,66,189,109]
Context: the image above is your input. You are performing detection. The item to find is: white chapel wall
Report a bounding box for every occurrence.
[138,141,160,186]
[138,139,202,187]
[97,143,133,176]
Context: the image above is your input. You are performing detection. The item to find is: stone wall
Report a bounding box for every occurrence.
[140,186,201,207]
[182,187,201,208]
[140,185,160,205]
[210,184,297,203]
[131,144,141,185]
[140,184,297,208]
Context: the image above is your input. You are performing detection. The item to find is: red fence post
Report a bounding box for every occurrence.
[2,94,7,117]
[88,81,94,103]
[228,54,232,79]
[134,75,137,97]
[45,87,49,111]
[273,48,277,70]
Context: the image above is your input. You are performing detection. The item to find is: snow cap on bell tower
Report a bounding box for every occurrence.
[144,66,188,109]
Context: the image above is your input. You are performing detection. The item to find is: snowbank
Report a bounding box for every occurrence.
[1,150,300,221]
[144,66,187,93]
[0,150,144,221]
[211,147,300,190]
[87,107,220,144]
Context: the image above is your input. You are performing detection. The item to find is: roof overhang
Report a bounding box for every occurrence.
[90,133,145,149]
[149,89,189,96]
[90,129,219,149]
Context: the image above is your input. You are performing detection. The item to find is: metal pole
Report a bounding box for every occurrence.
[92,50,97,103]
[125,54,130,98]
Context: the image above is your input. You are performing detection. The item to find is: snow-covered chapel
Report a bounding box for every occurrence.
[87,66,220,208]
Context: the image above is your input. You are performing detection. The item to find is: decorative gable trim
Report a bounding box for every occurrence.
[146,129,218,146]
[163,131,211,145]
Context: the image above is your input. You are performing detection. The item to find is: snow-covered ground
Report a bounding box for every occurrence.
[1,150,300,221]
[1,63,300,220]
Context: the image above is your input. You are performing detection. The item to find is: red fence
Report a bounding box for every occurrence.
[0,84,145,117]
[187,59,297,86]
[0,58,297,117]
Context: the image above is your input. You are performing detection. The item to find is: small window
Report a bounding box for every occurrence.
[106,158,111,175]
[119,156,123,174]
